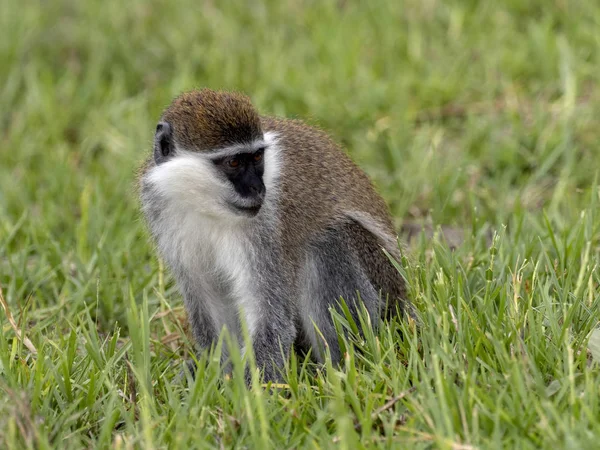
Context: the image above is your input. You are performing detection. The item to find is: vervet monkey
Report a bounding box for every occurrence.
[139,89,409,381]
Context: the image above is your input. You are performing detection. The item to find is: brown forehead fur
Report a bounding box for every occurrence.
[161,89,263,151]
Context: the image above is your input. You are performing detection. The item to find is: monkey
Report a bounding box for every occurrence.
[139,89,409,382]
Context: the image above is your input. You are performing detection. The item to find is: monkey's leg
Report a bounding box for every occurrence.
[299,220,383,364]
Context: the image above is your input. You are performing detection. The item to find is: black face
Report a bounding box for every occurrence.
[213,149,266,216]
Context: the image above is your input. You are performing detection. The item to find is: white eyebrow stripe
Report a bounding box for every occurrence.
[207,140,268,159]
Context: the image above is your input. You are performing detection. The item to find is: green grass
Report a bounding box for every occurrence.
[2,0,600,448]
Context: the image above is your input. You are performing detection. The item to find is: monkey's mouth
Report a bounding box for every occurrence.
[227,201,262,217]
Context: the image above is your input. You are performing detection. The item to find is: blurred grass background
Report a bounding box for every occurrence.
[1,0,600,448]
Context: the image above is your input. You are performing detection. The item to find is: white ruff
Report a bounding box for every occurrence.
[142,132,281,339]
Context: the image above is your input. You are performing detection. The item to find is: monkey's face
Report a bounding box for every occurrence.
[141,120,277,222]
[208,145,266,216]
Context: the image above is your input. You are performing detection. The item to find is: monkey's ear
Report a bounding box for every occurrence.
[154,121,174,164]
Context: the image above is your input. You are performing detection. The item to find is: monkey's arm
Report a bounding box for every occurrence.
[247,283,296,382]
[244,239,297,382]
[248,317,296,382]
[178,279,222,354]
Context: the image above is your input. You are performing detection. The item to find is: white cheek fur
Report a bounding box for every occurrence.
[145,151,231,220]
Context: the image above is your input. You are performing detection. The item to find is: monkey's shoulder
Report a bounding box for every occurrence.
[261,116,393,243]
[261,116,339,152]
[260,116,365,178]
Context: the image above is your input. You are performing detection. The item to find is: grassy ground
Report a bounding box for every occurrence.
[2,0,600,448]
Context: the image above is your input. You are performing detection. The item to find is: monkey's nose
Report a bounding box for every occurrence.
[249,181,266,199]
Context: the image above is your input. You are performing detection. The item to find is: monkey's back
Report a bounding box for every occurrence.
[261,116,398,259]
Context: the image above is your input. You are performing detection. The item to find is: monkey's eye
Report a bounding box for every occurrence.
[228,158,240,168]
[253,149,264,162]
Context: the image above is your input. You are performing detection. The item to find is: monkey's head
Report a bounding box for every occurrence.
[142,89,277,220]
